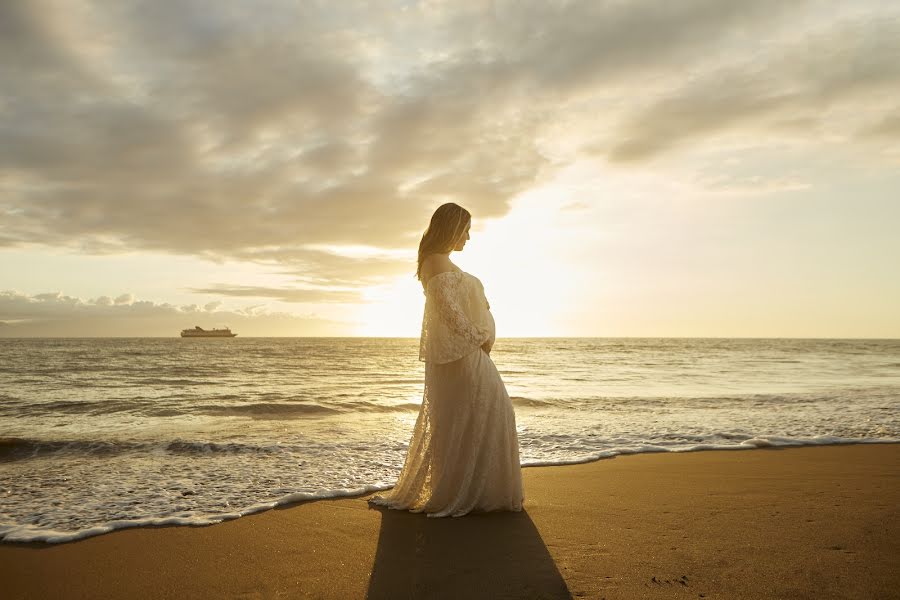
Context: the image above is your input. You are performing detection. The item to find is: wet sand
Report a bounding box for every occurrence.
[2,443,898,599]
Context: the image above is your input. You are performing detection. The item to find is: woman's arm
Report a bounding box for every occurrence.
[481,303,495,355]
[430,275,491,352]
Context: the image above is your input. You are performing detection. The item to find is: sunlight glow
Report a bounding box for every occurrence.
[303,244,412,260]
[355,275,426,336]
[454,190,582,337]
[353,186,585,337]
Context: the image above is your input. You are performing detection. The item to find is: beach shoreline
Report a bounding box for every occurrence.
[2,443,898,599]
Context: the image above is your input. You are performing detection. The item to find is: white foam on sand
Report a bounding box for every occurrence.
[520,435,899,468]
[0,483,395,544]
[2,437,897,544]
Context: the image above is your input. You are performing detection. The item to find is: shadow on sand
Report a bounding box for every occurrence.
[366,504,572,599]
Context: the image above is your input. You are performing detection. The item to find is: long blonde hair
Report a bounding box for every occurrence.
[416,202,471,282]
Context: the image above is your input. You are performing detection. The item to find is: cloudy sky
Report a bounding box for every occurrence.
[1,0,898,337]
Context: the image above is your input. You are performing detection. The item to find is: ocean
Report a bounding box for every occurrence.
[1,337,898,543]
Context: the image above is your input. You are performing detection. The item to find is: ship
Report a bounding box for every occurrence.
[180,326,237,338]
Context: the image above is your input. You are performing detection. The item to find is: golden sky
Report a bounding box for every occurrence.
[1,1,899,337]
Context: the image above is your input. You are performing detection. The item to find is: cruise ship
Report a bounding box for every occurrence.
[180,326,237,338]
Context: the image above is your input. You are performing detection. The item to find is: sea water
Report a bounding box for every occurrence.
[1,337,898,543]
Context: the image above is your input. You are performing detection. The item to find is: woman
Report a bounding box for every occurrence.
[368,202,524,517]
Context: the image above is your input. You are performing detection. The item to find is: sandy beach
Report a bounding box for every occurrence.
[2,443,898,599]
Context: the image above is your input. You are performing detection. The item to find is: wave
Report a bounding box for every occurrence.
[510,396,554,408]
[520,436,900,468]
[2,399,162,417]
[7,398,425,419]
[196,402,340,419]
[0,437,147,461]
[132,378,211,386]
[195,397,426,414]
[163,440,288,454]
[0,436,289,462]
[337,400,421,413]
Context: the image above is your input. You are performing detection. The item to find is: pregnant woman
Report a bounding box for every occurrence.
[368,202,524,517]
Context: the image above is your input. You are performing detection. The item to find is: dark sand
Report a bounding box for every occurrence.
[2,443,898,599]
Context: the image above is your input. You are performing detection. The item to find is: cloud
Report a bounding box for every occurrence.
[187,284,360,304]
[0,1,545,265]
[860,110,900,141]
[606,15,900,162]
[1,0,897,289]
[0,290,352,336]
[693,173,813,196]
[481,0,809,93]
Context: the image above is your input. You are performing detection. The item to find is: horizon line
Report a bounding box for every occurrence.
[1,335,898,341]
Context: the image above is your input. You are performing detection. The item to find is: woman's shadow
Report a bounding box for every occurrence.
[365,504,572,599]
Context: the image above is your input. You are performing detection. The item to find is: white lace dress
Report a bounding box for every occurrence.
[368,270,524,517]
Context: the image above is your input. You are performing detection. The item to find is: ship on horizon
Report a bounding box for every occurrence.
[180,326,237,338]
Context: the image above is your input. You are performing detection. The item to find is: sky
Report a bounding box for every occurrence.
[1,0,899,338]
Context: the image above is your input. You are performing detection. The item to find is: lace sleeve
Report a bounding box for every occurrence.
[419,272,491,364]
[431,274,490,349]
[481,287,495,353]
